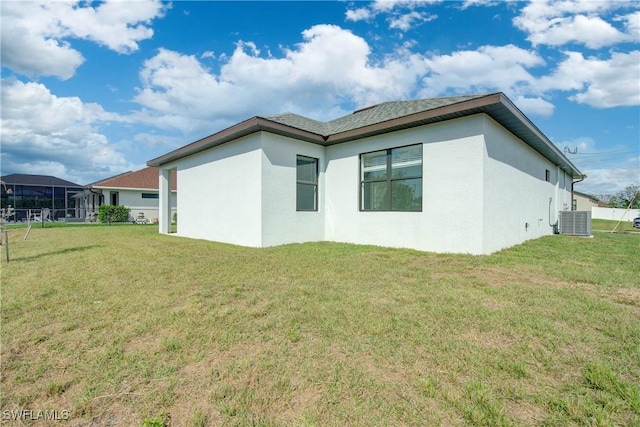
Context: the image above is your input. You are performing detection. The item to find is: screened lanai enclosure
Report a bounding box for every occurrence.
[0,174,86,222]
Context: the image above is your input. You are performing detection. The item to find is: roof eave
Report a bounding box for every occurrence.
[147,117,325,167]
[146,92,582,179]
[495,94,583,179]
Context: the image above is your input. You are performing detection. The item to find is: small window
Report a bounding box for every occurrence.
[141,193,159,199]
[296,155,318,211]
[360,144,422,211]
[545,169,551,182]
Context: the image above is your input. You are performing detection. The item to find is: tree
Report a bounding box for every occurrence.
[600,185,640,209]
[617,185,640,209]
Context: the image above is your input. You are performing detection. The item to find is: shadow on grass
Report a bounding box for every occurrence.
[11,245,105,262]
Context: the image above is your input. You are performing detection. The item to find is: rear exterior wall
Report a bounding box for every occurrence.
[324,115,486,254]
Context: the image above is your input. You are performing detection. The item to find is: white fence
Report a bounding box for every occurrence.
[591,207,640,222]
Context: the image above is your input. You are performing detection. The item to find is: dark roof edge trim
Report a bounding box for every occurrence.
[147,117,325,167]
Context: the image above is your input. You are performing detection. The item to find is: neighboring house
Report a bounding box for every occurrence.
[147,93,584,255]
[0,174,83,221]
[78,167,177,222]
[572,190,601,211]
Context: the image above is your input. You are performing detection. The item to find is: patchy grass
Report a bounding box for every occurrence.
[1,226,638,426]
[592,218,638,233]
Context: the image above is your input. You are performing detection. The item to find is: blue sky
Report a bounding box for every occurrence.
[1,0,638,196]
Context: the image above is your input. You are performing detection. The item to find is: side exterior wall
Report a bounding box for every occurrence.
[324,115,486,254]
[481,116,572,253]
[172,134,263,247]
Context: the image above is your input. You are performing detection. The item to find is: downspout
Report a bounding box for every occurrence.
[549,197,558,233]
[549,166,561,233]
[571,174,586,211]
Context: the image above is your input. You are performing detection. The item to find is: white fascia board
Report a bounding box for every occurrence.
[91,186,176,193]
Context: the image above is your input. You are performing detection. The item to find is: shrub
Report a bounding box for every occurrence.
[98,205,130,224]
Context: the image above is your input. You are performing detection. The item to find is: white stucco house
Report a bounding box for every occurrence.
[78,167,177,222]
[148,93,584,255]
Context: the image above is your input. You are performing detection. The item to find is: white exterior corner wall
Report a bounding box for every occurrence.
[174,134,263,247]
[481,116,571,253]
[261,133,325,247]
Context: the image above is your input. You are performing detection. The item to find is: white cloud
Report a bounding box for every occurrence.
[345,7,374,22]
[0,79,135,184]
[345,0,441,31]
[389,11,437,31]
[419,44,550,114]
[459,0,500,8]
[0,0,166,80]
[539,50,640,107]
[623,11,640,38]
[0,2,85,80]
[576,163,640,194]
[133,25,430,135]
[51,0,166,54]
[512,95,556,117]
[513,0,638,48]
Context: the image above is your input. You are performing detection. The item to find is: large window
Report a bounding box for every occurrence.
[360,144,422,211]
[296,155,318,211]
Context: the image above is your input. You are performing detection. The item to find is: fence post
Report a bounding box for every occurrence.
[4,230,9,263]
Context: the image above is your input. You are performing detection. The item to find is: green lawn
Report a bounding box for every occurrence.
[592,218,639,233]
[1,225,638,426]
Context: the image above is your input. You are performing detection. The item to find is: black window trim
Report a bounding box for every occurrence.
[359,143,423,212]
[296,154,319,212]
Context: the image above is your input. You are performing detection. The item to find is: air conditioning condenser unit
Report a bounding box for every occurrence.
[558,211,591,236]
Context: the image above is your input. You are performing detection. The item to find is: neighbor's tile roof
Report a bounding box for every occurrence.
[91,167,177,190]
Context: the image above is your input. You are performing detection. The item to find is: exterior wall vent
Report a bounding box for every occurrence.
[559,211,591,236]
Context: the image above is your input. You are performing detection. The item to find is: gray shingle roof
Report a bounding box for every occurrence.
[262,94,491,136]
[0,174,82,187]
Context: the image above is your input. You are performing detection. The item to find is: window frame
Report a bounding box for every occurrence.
[359,143,423,212]
[296,155,319,212]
